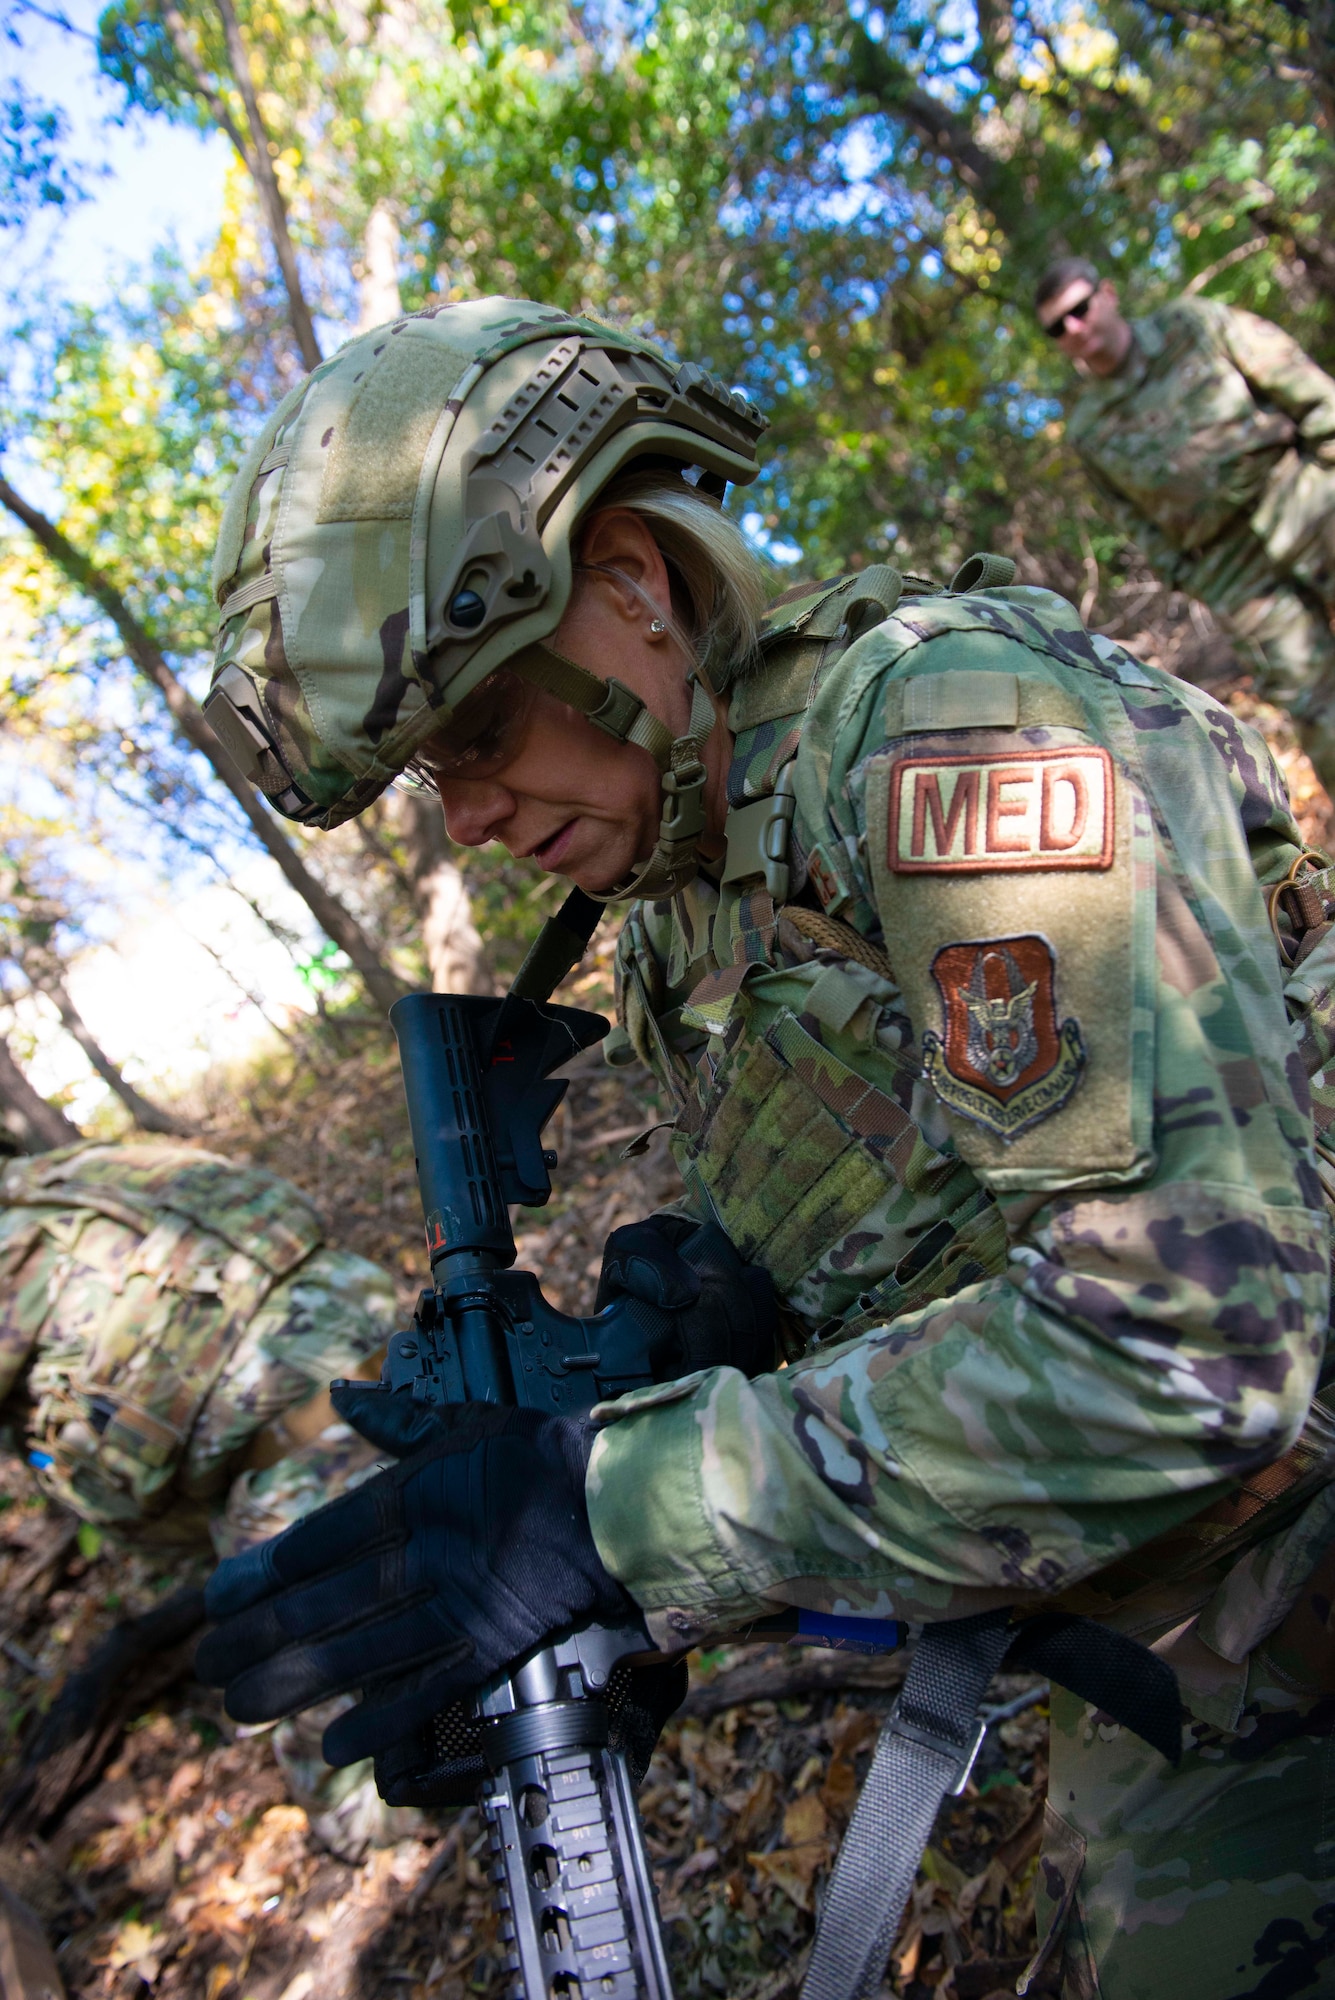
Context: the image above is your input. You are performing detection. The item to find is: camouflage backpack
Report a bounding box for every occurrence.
[0,1143,395,1532]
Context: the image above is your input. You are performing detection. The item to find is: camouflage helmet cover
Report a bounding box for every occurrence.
[205,298,767,828]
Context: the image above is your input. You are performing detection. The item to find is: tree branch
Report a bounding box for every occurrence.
[846,23,1016,226]
[154,0,321,371]
[0,473,405,1013]
[1028,21,1186,165]
[158,1,252,161]
[37,972,194,1136]
[0,1036,80,1153]
[1182,234,1270,296]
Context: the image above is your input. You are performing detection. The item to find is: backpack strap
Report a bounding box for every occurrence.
[950,551,1017,594]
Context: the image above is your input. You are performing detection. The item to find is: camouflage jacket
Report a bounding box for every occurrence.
[0,1143,396,1544]
[1066,297,1335,577]
[586,575,1334,1719]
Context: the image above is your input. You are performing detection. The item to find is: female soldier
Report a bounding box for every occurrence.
[197,298,1335,1998]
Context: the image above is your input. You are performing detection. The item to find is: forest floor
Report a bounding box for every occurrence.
[0,591,1324,2000]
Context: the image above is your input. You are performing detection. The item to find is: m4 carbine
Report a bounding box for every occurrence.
[382,983,675,2000]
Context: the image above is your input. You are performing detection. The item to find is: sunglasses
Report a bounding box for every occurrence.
[1043,291,1096,339]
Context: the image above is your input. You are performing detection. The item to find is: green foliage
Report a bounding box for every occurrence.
[0,81,84,228]
[6,0,1335,1009]
[293,939,351,993]
[8,271,248,649]
[33,0,1335,596]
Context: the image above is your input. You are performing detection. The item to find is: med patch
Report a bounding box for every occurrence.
[888,747,1113,874]
[864,655,1157,1194]
[922,935,1084,1139]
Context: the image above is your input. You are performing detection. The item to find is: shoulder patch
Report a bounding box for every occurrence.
[888,748,1114,874]
[865,722,1156,1193]
[922,935,1085,1138]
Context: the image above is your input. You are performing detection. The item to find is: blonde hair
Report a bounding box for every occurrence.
[587,468,769,685]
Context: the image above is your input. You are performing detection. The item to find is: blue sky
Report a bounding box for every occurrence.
[2,6,319,1105]
[7,0,228,300]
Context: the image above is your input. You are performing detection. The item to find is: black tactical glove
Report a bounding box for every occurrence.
[595,1212,778,1381]
[196,1388,641,1768]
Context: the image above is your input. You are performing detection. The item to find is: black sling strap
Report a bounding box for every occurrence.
[510,887,606,1001]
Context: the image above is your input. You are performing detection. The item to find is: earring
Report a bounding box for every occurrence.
[650,618,667,635]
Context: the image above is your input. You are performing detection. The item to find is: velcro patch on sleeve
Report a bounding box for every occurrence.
[888,748,1113,874]
[922,935,1085,1139]
[868,724,1155,1193]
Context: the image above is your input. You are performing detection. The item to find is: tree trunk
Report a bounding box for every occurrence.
[355,200,403,331]
[845,21,1024,239]
[0,1038,81,1153]
[42,976,193,1138]
[159,1,322,373]
[0,475,407,1015]
[386,790,486,993]
[212,0,323,371]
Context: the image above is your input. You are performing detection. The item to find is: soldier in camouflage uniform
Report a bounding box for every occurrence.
[197,299,1335,1996]
[0,1140,395,1548]
[1038,256,1335,798]
[0,1140,418,1856]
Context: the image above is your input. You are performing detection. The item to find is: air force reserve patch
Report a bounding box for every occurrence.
[888,747,1113,873]
[921,935,1085,1139]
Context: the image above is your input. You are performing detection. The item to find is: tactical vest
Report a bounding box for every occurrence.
[613,562,1023,1351]
[611,562,1335,1642]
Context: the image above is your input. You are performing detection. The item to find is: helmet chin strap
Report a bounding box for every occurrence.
[607,669,718,899]
[504,639,721,901]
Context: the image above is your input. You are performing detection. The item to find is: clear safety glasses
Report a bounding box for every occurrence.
[404,670,540,788]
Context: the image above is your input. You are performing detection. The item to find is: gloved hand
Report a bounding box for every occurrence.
[195,1389,641,1768]
[595,1212,777,1381]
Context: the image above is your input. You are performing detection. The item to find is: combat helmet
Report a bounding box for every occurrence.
[205,298,767,895]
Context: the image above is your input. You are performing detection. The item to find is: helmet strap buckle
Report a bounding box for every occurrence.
[587,677,649,743]
[660,759,708,846]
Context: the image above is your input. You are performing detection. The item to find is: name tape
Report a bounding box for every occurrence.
[888,747,1114,874]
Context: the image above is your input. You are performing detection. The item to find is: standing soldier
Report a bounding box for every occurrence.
[1038,255,1335,794]
[197,298,1334,1997]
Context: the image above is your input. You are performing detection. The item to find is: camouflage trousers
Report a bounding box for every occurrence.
[1184,517,1335,797]
[1033,1690,1335,1999]
[1031,1549,1335,1999]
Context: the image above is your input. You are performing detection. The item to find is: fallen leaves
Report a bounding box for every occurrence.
[98,1917,164,1986]
[646,1661,1050,1994]
[780,1788,827,1847]
[749,1840,827,1913]
[0,1449,1055,2000]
